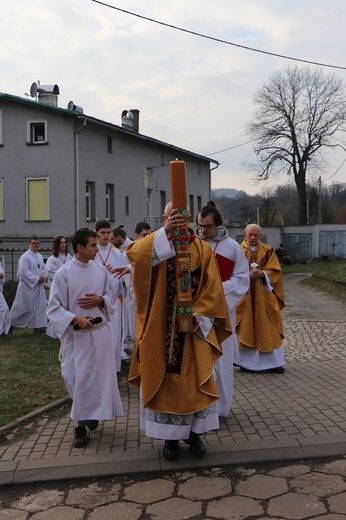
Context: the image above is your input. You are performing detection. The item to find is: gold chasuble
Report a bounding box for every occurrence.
[126,232,232,415]
[236,240,285,352]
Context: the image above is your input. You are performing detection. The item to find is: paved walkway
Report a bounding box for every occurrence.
[1,273,346,518]
[1,274,346,487]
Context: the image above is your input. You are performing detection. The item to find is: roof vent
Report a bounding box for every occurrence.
[121,110,134,131]
[67,101,84,114]
[121,109,139,132]
[30,82,60,107]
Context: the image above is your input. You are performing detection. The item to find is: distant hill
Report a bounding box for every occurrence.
[211,188,247,198]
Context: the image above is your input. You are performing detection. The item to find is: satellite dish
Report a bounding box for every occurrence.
[30,82,38,98]
[67,101,74,111]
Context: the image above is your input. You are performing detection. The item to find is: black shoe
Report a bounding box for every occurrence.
[184,432,207,457]
[268,366,285,374]
[163,440,180,461]
[79,420,99,431]
[73,425,88,448]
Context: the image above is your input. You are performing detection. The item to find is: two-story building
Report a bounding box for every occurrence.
[0,83,218,248]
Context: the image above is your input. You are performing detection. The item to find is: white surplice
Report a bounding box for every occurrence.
[196,227,250,417]
[9,250,47,329]
[46,257,123,422]
[94,244,128,371]
[45,253,73,338]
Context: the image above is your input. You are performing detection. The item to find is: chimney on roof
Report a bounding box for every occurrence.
[121,109,140,132]
[29,82,60,107]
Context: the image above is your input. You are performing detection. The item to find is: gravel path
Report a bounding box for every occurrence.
[283,272,346,322]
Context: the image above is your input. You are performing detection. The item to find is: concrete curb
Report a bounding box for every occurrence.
[0,396,71,435]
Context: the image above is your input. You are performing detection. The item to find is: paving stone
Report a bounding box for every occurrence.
[179,476,232,500]
[123,478,175,503]
[291,472,346,497]
[146,497,201,519]
[0,510,29,519]
[11,490,64,513]
[268,464,311,477]
[317,459,346,476]
[236,474,288,499]
[66,482,121,508]
[88,502,143,520]
[267,492,326,519]
[328,492,346,514]
[207,495,263,519]
[30,506,84,519]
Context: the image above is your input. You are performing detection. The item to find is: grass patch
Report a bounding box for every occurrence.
[283,258,346,305]
[0,329,67,428]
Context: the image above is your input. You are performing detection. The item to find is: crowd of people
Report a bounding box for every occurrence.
[0,203,286,457]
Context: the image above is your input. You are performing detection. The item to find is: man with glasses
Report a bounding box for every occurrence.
[9,235,47,333]
[111,226,133,251]
[196,201,249,416]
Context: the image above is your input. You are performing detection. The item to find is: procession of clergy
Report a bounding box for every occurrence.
[0,205,285,457]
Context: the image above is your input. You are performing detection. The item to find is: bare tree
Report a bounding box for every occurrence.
[246,66,346,224]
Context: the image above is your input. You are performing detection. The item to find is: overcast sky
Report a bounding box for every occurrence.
[2,0,346,195]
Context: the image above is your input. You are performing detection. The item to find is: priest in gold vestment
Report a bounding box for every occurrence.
[126,203,232,461]
[235,224,285,373]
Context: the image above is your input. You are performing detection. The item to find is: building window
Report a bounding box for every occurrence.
[27,120,48,144]
[86,182,96,221]
[189,195,194,222]
[125,196,129,216]
[26,178,49,220]
[107,137,113,153]
[106,184,115,221]
[0,179,3,220]
[197,196,202,212]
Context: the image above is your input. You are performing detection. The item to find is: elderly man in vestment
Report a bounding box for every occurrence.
[47,228,123,448]
[235,224,285,373]
[126,203,231,461]
[9,235,47,333]
[195,201,249,416]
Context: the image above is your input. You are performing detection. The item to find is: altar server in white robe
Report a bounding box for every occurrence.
[10,235,47,332]
[94,220,128,371]
[196,202,249,417]
[0,253,10,335]
[47,228,123,448]
[45,235,73,338]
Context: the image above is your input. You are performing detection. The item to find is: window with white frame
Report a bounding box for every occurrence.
[0,179,3,220]
[26,178,49,220]
[106,184,115,221]
[86,181,96,221]
[27,120,48,144]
